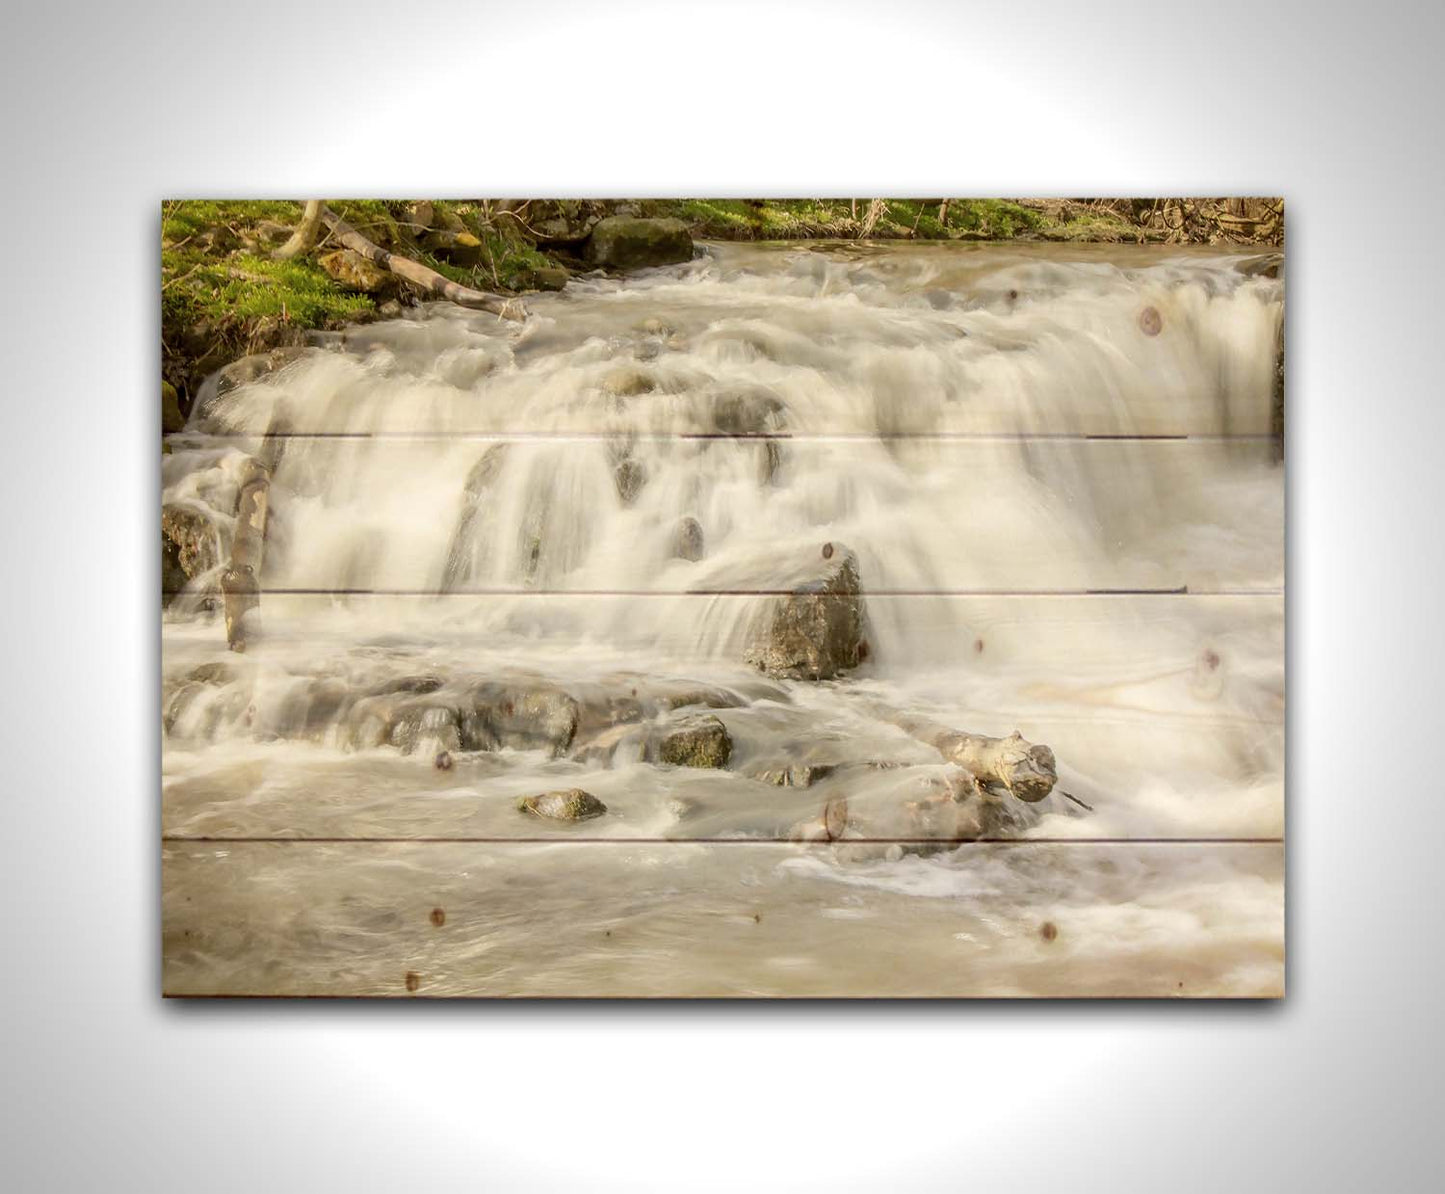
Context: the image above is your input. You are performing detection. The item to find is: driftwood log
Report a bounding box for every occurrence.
[318,207,524,321]
[221,459,269,652]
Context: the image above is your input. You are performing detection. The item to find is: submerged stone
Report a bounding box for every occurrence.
[462,682,580,757]
[671,516,705,562]
[614,458,647,505]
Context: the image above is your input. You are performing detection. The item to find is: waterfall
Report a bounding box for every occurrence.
[162,240,1284,997]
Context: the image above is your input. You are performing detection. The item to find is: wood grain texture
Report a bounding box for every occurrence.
[163,436,1283,594]
[161,840,1285,998]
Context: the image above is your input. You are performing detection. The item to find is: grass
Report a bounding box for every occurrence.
[655,198,1121,241]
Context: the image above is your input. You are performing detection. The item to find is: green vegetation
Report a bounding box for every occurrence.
[161,199,565,399]
[161,196,1276,410]
[658,198,1128,241]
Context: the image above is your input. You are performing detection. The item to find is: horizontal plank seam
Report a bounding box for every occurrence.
[162,836,1284,846]
[162,587,1283,597]
[173,431,1279,443]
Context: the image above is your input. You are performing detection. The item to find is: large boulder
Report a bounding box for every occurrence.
[746,544,867,680]
[585,217,693,270]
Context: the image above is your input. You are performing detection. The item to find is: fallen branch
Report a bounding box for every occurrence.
[318,206,525,320]
[273,200,323,260]
[221,458,269,652]
[931,729,1058,803]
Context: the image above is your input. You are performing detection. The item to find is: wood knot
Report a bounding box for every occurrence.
[1040,921,1058,943]
[429,907,446,927]
[404,971,421,991]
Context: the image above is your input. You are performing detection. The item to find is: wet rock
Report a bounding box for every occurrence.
[187,347,318,433]
[585,217,693,270]
[528,200,605,245]
[443,444,510,590]
[1237,253,1283,280]
[318,249,396,296]
[369,674,445,697]
[746,544,867,680]
[163,682,205,734]
[671,516,705,561]
[387,702,463,755]
[515,262,569,291]
[614,458,647,505]
[281,676,351,742]
[188,661,240,686]
[711,386,785,436]
[600,367,656,398]
[162,503,221,602]
[162,380,185,434]
[755,763,835,788]
[462,682,580,757]
[760,440,784,486]
[654,714,732,769]
[518,788,607,821]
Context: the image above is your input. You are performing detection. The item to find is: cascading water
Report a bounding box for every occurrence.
[162,241,1284,996]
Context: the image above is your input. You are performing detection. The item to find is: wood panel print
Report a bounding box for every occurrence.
[161,199,1285,997]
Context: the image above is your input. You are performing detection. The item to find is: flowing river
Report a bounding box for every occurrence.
[162,240,1284,997]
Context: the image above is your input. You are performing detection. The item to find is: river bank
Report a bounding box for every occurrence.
[161,198,1283,412]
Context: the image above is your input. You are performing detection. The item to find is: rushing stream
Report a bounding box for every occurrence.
[162,241,1284,996]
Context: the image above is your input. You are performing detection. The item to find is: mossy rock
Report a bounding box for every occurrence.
[517,788,607,821]
[423,229,482,268]
[318,249,396,295]
[516,263,569,291]
[656,714,732,769]
[162,380,185,434]
[585,217,693,270]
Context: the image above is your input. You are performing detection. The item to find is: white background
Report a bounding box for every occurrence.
[3,1,1441,1190]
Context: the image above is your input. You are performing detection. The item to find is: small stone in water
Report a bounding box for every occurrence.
[1139,306,1163,336]
[434,750,453,771]
[1040,921,1059,943]
[430,907,446,927]
[517,788,608,821]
